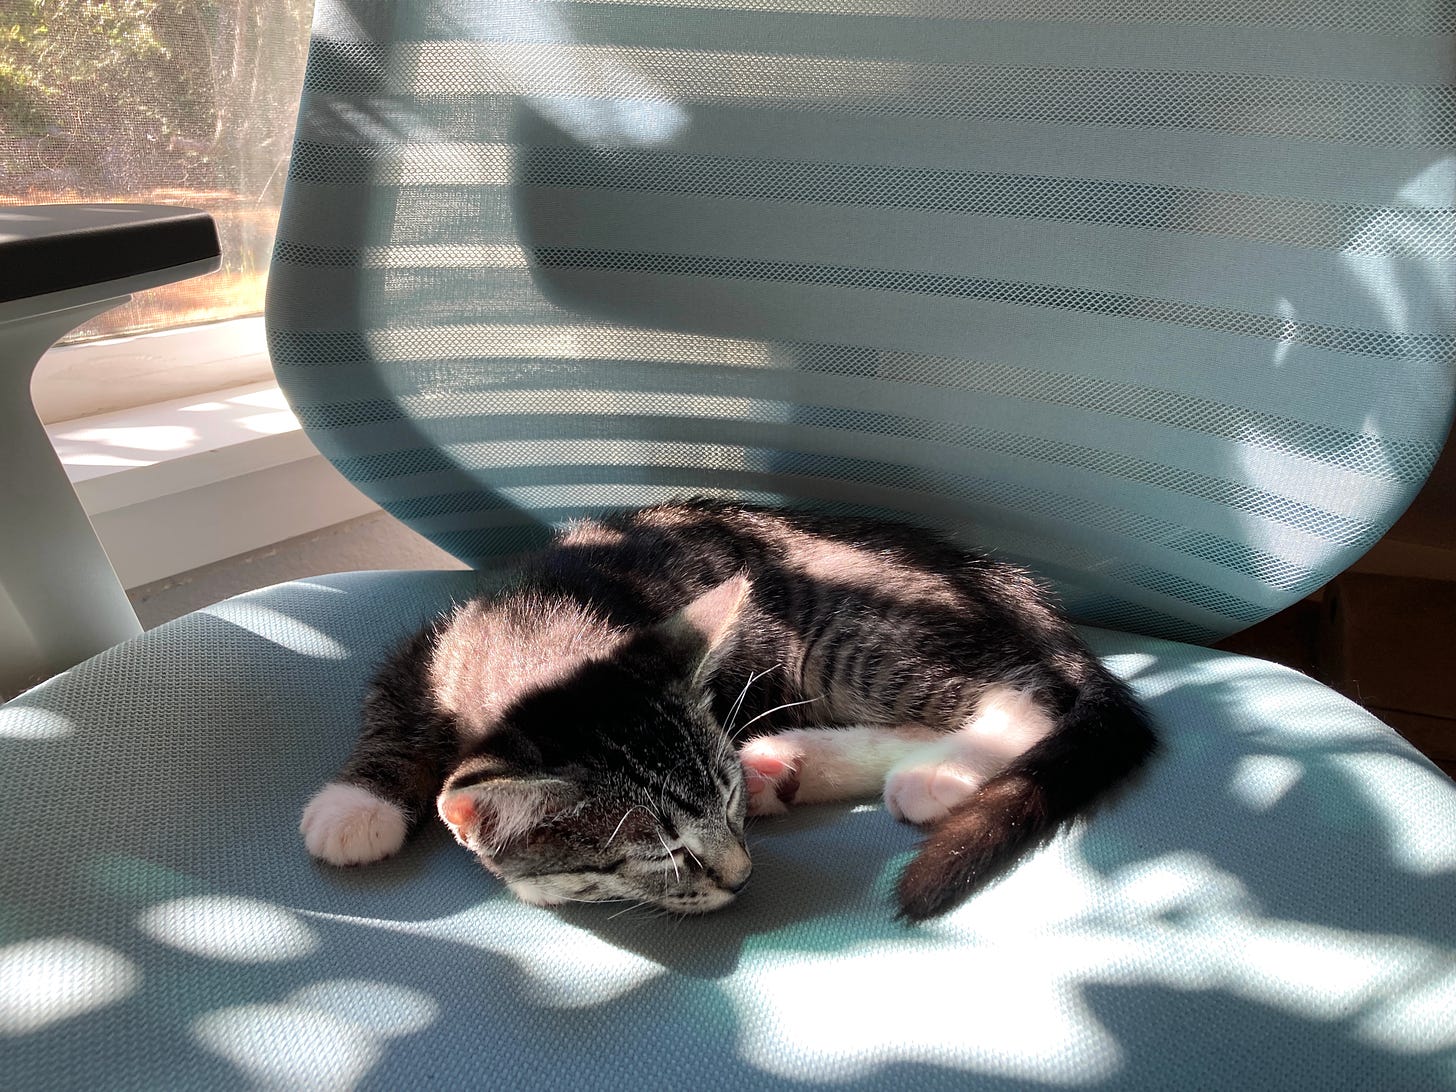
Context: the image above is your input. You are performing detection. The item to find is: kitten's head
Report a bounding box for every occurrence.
[437,576,754,915]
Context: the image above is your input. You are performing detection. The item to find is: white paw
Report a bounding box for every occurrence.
[883,762,983,825]
[739,735,803,816]
[301,782,408,865]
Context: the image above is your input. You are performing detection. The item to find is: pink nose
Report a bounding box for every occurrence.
[716,844,752,893]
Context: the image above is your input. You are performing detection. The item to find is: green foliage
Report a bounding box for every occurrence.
[3,2,169,132]
[1,0,312,193]
[2,9,54,130]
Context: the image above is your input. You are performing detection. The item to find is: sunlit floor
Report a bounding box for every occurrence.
[126,510,466,629]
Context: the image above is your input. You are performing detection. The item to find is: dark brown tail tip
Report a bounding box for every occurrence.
[894,858,963,922]
[893,773,1048,923]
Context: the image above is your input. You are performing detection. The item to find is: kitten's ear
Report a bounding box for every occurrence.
[658,573,752,685]
[437,775,577,852]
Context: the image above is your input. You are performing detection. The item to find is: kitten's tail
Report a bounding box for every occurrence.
[896,673,1156,921]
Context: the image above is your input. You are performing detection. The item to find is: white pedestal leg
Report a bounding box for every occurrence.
[1,299,144,695]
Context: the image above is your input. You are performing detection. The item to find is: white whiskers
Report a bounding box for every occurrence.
[657,831,681,882]
[723,665,779,738]
[737,695,823,733]
[605,804,651,847]
[607,900,659,921]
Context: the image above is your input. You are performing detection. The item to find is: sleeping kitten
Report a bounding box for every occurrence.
[301,500,1156,920]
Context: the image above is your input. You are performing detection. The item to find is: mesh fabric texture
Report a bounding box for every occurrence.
[265,0,1456,644]
[6,1,1456,1086]
[2,571,1453,1089]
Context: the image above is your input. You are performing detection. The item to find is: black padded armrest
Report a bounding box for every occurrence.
[0,204,221,304]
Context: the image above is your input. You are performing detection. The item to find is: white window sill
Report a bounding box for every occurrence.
[48,377,379,588]
[37,316,275,425]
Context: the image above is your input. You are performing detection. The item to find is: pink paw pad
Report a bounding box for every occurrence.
[739,736,803,816]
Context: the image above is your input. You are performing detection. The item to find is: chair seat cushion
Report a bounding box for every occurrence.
[2,571,1453,1090]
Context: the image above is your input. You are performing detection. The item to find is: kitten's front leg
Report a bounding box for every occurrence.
[301,662,458,866]
[301,781,412,866]
[740,725,941,816]
[302,734,453,865]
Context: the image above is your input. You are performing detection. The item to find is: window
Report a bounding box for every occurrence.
[1,0,313,343]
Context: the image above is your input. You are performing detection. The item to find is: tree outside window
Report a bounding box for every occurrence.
[1,0,314,340]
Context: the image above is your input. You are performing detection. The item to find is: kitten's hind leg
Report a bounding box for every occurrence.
[884,685,1055,825]
[741,724,941,816]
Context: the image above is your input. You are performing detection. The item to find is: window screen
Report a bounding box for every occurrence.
[0,0,313,341]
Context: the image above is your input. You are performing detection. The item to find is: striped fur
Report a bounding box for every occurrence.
[302,499,1156,919]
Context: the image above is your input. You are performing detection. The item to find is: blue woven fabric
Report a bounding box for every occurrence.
[7,1,1456,1086]
[2,571,1453,1089]
[267,0,1456,643]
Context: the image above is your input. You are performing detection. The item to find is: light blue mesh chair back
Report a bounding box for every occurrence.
[266,0,1456,644]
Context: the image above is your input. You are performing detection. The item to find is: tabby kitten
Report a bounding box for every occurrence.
[301,500,1156,920]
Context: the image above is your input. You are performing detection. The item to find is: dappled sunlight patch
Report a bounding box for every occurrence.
[227,386,301,436]
[733,845,1125,1084]
[1114,850,1253,920]
[1103,853,1452,1026]
[1106,649,1270,704]
[1328,753,1456,874]
[1098,650,1158,683]
[278,579,349,596]
[1396,156,1456,206]
[299,904,666,1008]
[1343,157,1456,339]
[506,923,667,1007]
[0,707,74,741]
[1227,753,1304,811]
[1272,298,1298,367]
[1137,653,1389,748]
[1226,920,1429,1020]
[729,938,1126,1085]
[727,849,1456,1083]
[936,838,1101,937]
[227,387,291,410]
[200,601,350,659]
[53,453,152,469]
[192,980,438,1088]
[237,411,300,436]
[53,424,199,455]
[288,980,437,1037]
[192,979,438,1091]
[0,938,139,1035]
[1357,962,1456,1054]
[138,896,320,962]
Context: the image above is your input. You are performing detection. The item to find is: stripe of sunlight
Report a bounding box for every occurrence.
[201,599,350,660]
[428,0,688,146]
